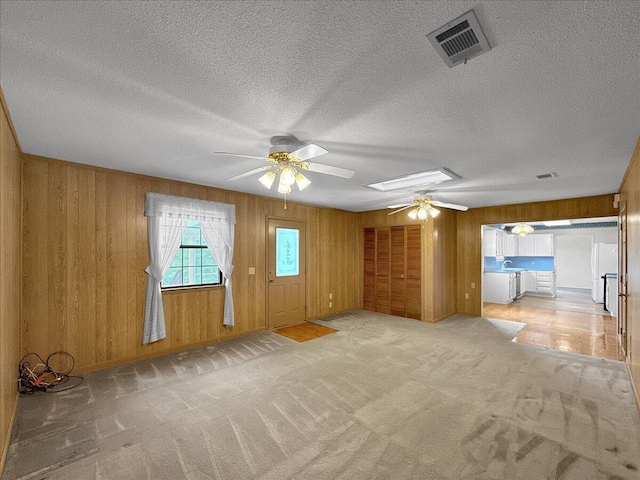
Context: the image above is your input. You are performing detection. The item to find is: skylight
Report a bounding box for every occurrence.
[366,168,460,192]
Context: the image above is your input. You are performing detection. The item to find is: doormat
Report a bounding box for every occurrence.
[273,322,338,343]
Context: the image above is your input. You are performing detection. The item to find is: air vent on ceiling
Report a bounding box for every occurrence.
[427,10,491,68]
[536,172,559,180]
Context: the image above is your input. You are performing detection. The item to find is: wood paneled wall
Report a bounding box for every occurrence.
[619,135,640,406]
[357,207,458,323]
[21,154,362,374]
[0,88,22,473]
[455,194,618,317]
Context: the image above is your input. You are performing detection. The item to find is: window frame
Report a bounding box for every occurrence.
[161,221,223,290]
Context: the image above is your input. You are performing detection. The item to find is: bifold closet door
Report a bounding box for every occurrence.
[375,227,391,314]
[363,225,421,319]
[390,226,406,317]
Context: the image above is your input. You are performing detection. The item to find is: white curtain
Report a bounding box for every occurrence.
[143,193,236,344]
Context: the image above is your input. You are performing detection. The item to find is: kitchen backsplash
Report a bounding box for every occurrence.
[484,256,555,271]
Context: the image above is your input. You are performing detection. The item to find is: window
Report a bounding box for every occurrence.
[162,220,222,288]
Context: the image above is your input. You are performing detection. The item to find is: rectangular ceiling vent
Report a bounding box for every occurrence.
[427,10,491,68]
[536,172,559,180]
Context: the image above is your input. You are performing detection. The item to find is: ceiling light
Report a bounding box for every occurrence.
[408,209,418,220]
[542,220,571,227]
[429,206,440,218]
[258,170,276,189]
[279,166,297,186]
[367,168,460,192]
[256,155,312,208]
[277,182,291,195]
[512,223,534,236]
[295,172,311,191]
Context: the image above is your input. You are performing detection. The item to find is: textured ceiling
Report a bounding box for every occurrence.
[1,1,639,212]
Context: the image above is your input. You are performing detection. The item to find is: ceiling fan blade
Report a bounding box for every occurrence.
[387,203,411,209]
[388,204,415,216]
[290,143,328,161]
[305,162,355,179]
[226,167,267,181]
[214,152,267,161]
[430,200,468,211]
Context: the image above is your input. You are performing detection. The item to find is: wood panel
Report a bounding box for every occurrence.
[363,228,375,311]
[455,194,618,318]
[405,225,422,320]
[619,135,640,408]
[0,87,22,474]
[21,154,362,374]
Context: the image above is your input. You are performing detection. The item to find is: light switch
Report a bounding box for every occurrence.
[471,283,475,289]
[248,267,255,275]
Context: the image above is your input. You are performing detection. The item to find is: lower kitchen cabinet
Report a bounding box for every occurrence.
[523,270,556,296]
[483,272,516,304]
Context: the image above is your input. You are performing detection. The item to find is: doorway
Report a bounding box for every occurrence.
[267,218,306,328]
[480,217,621,360]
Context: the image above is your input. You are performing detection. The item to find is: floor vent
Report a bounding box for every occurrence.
[427,10,491,68]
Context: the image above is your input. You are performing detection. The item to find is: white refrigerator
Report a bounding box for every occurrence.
[591,243,618,303]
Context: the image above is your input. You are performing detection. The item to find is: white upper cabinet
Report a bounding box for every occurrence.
[483,228,507,257]
[534,233,554,256]
[505,234,518,256]
[518,235,535,256]
[516,233,554,256]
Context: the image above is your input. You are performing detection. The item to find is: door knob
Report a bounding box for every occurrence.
[269,278,274,283]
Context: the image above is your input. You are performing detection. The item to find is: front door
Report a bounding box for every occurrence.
[267,218,306,328]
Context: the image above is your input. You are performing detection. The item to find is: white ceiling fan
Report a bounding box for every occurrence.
[388,190,468,220]
[218,138,354,199]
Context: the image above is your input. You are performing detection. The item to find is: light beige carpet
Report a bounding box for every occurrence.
[4,311,640,479]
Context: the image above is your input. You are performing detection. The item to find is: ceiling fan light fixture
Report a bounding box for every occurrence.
[277,182,292,195]
[258,170,276,189]
[279,166,297,186]
[417,206,429,220]
[512,223,534,236]
[295,172,311,191]
[408,209,418,220]
[429,206,440,218]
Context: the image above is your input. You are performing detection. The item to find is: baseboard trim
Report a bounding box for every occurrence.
[74,327,268,375]
[0,391,19,476]
[627,359,640,414]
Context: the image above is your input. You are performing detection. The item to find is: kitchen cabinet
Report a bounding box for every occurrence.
[484,272,516,304]
[518,235,535,256]
[516,233,554,256]
[522,270,556,296]
[505,234,518,256]
[483,228,507,257]
[534,234,554,256]
[364,225,421,319]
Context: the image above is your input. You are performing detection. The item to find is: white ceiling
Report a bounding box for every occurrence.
[1,1,639,212]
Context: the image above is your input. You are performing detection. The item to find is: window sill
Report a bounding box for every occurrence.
[161,284,225,294]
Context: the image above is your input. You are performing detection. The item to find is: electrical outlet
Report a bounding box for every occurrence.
[471,283,475,289]
[329,293,333,299]
[465,293,469,299]
[329,301,332,308]
[248,267,255,275]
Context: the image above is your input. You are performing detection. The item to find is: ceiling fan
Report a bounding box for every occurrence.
[388,191,468,220]
[217,138,355,206]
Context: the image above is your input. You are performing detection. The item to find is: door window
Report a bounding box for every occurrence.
[275,228,299,277]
